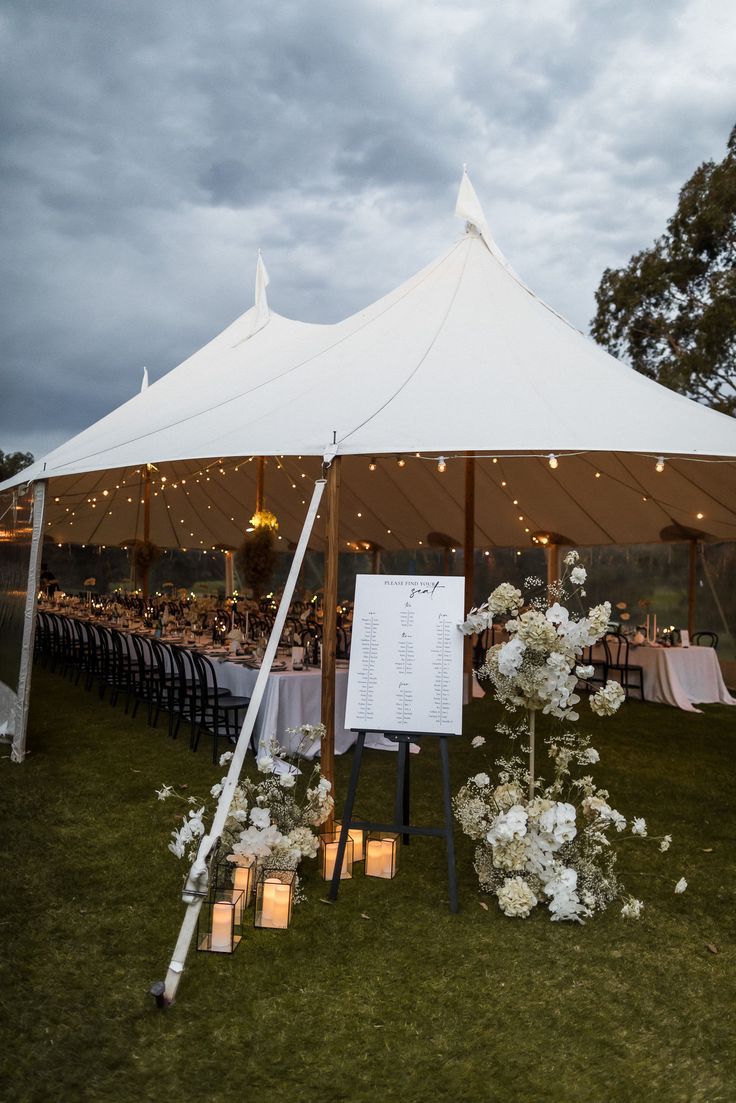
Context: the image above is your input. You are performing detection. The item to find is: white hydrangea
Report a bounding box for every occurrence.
[497,876,538,918]
[591,680,626,717]
[488,583,524,616]
[570,566,587,586]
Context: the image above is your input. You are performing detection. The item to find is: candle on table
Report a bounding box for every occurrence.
[653,614,657,640]
[210,901,233,952]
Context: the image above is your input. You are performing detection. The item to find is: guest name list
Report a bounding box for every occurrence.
[345,575,464,735]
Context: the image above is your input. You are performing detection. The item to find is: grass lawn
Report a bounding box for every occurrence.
[1,667,735,1103]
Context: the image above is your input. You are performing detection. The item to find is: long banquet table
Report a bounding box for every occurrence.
[592,643,735,714]
[214,658,404,758]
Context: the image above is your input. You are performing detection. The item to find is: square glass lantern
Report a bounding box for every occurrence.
[334,821,365,862]
[254,870,295,929]
[319,831,354,880]
[215,854,256,924]
[364,832,400,879]
[197,889,245,953]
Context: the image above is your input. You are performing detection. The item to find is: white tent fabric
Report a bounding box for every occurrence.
[3,176,736,550]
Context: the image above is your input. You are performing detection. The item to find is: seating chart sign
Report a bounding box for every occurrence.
[345,575,464,735]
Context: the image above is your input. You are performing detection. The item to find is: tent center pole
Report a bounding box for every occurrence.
[255,457,265,514]
[546,542,561,598]
[688,538,697,637]
[320,455,340,825]
[142,465,152,602]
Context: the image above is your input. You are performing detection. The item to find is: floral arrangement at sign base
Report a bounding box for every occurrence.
[158,724,333,911]
[456,554,680,923]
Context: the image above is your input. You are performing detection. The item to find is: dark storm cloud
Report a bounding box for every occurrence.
[0,0,734,458]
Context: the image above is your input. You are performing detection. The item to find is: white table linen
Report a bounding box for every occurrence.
[214,661,407,757]
[593,644,735,714]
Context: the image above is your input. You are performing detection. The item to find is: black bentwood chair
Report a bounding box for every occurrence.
[601,632,645,701]
[692,631,718,649]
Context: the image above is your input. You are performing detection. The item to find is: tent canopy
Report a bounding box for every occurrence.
[4,173,736,551]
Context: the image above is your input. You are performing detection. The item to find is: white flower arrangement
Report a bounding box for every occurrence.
[456,564,672,922]
[158,724,333,896]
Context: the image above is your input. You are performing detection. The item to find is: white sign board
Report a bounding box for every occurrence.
[345,575,465,736]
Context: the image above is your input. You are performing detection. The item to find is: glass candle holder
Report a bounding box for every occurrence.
[254,870,295,930]
[215,854,256,924]
[334,821,365,862]
[319,831,354,880]
[197,889,245,953]
[364,832,399,879]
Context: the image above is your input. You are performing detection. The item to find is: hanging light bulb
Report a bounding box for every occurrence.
[655,456,665,473]
[437,456,446,473]
[397,456,406,467]
[368,458,377,471]
[548,454,558,469]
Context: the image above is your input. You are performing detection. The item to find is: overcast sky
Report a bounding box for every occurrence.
[2,0,734,459]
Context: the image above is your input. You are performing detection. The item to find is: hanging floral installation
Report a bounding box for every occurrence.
[455,553,677,922]
[236,510,279,597]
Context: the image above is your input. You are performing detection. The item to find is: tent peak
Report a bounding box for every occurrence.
[455,166,489,239]
[248,250,270,338]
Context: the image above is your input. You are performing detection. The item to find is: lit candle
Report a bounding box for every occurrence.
[261,878,290,928]
[366,837,396,877]
[232,865,252,923]
[335,823,364,862]
[349,828,365,862]
[210,901,233,952]
[323,841,351,880]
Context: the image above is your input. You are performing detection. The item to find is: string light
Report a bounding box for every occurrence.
[595,472,601,479]
[437,456,446,473]
[655,457,665,473]
[548,454,558,469]
[397,456,406,467]
[696,512,704,520]
[369,459,377,471]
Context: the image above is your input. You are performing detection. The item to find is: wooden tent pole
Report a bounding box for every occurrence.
[546,542,560,598]
[688,538,698,636]
[224,550,234,597]
[142,465,152,602]
[255,457,265,513]
[320,456,340,825]
[463,456,475,704]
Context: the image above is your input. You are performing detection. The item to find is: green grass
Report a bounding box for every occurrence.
[1,668,735,1103]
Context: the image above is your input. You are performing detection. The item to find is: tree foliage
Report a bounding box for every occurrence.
[0,450,34,481]
[591,126,736,415]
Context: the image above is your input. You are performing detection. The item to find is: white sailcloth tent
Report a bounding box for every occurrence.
[3,173,735,555]
[2,171,736,765]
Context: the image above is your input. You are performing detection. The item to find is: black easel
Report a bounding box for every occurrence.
[328,729,459,913]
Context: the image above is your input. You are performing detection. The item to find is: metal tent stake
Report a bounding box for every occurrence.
[153,475,327,1008]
